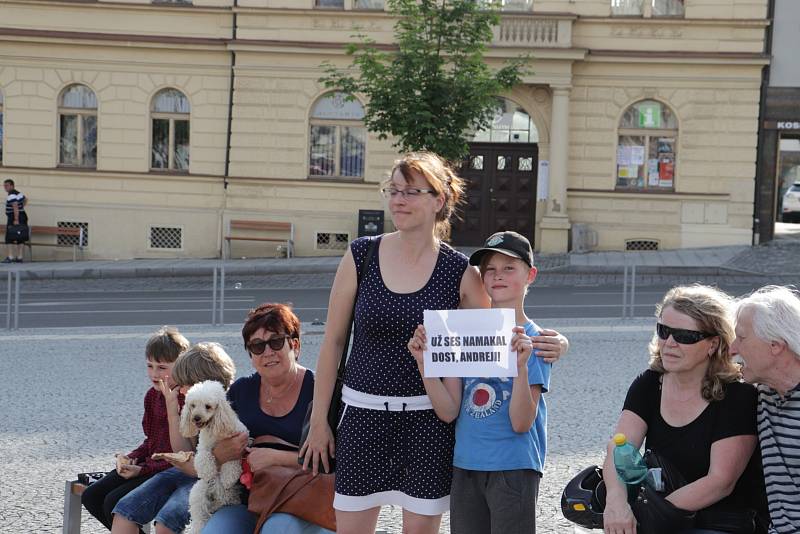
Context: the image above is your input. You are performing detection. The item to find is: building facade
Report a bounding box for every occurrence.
[0,0,769,259]
[754,0,800,241]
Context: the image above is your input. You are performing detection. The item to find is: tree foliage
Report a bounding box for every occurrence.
[320,0,529,162]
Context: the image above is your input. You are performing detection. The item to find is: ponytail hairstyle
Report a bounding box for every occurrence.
[388,152,465,241]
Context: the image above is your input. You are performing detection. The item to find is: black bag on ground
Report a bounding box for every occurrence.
[5,224,29,243]
[298,237,378,474]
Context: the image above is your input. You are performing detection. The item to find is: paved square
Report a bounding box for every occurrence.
[0,319,653,533]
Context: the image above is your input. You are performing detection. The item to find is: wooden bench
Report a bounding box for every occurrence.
[224,220,294,259]
[63,480,151,534]
[0,225,85,261]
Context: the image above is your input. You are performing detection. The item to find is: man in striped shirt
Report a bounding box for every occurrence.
[4,178,28,263]
[732,286,800,534]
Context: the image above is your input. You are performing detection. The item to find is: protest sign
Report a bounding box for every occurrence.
[423,308,517,378]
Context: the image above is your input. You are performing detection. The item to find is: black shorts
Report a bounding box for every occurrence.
[5,212,29,244]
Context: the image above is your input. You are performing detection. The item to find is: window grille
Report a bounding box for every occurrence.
[625,239,659,251]
[316,232,349,250]
[57,221,89,247]
[149,226,183,249]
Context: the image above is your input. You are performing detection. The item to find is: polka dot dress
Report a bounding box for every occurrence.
[335,235,468,513]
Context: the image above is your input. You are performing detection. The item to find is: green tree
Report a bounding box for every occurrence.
[321,0,529,162]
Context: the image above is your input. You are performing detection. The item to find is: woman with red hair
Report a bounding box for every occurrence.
[203,303,333,534]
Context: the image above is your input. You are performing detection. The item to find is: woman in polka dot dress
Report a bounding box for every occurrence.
[300,152,563,534]
[301,152,485,533]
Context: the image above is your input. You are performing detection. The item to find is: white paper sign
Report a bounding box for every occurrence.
[616,146,632,166]
[423,309,517,378]
[630,146,646,165]
[536,160,549,201]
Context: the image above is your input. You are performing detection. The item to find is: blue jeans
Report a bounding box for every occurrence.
[201,504,334,534]
[112,467,195,534]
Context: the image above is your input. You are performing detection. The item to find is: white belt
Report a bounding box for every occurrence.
[342,385,433,411]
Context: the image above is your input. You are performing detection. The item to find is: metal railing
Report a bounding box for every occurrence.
[4,266,231,331]
[211,264,226,326]
[621,261,637,319]
[5,271,21,330]
[492,15,573,48]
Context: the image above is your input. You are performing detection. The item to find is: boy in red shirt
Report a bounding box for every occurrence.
[81,327,190,531]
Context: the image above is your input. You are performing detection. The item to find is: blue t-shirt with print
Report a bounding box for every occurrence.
[453,321,551,473]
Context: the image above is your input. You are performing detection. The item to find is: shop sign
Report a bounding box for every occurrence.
[764,120,800,130]
[638,102,662,128]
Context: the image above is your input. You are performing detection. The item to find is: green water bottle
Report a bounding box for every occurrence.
[612,433,647,485]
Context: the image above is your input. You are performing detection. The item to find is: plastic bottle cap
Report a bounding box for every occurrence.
[613,433,627,446]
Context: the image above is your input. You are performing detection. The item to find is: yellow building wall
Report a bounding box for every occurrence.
[568,60,761,250]
[0,0,233,38]
[228,50,399,182]
[0,0,770,258]
[0,42,231,174]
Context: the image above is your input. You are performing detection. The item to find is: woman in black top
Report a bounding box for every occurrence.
[602,284,767,534]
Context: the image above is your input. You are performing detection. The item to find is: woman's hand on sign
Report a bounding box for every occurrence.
[407,324,428,374]
[531,328,569,363]
[511,326,534,371]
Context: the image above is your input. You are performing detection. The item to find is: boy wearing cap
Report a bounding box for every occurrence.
[408,231,557,534]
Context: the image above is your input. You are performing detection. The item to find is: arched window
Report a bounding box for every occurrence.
[151,89,190,171]
[472,97,538,143]
[59,84,97,167]
[309,92,366,178]
[616,99,678,190]
[0,90,4,165]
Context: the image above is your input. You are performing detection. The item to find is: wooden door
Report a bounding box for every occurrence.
[451,143,538,246]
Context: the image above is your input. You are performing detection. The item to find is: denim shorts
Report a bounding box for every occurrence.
[200,504,334,534]
[112,467,195,533]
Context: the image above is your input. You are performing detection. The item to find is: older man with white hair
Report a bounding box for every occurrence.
[731,285,800,534]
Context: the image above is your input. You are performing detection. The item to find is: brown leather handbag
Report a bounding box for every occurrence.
[247,465,336,533]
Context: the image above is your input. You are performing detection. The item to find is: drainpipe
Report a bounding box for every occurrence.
[224,0,237,188]
[218,0,237,258]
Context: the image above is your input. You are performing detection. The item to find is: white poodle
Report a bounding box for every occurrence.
[180,380,248,533]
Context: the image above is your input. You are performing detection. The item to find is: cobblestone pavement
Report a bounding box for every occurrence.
[1,319,656,533]
[725,239,800,275]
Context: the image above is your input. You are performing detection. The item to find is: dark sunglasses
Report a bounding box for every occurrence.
[656,323,715,345]
[246,335,292,355]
